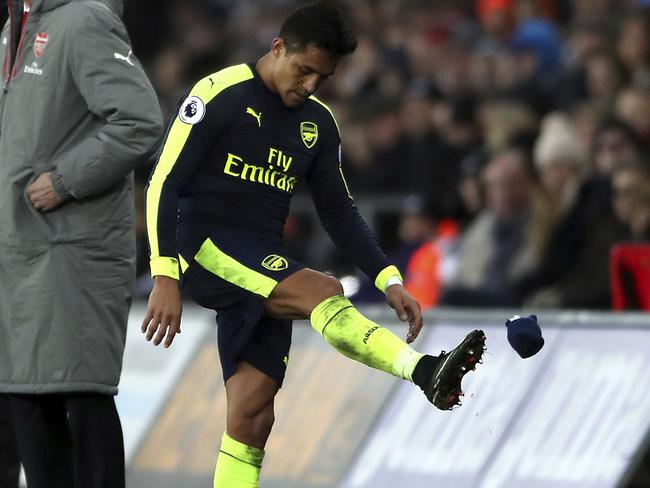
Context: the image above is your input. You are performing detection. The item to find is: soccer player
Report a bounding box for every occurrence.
[142,3,485,487]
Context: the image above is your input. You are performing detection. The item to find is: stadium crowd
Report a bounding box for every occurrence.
[121,0,650,309]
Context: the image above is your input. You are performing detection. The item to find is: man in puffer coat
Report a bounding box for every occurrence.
[0,0,163,486]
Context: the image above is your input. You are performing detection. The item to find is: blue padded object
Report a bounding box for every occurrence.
[506,314,544,358]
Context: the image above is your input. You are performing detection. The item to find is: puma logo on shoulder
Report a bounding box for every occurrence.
[246,107,262,127]
[113,50,134,66]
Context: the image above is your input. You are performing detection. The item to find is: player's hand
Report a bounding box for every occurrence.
[27,172,66,212]
[385,284,423,344]
[142,276,183,348]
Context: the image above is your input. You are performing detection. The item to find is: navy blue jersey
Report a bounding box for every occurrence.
[146,63,391,284]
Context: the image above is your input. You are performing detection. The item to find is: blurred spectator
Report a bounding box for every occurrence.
[395,195,441,270]
[520,173,628,308]
[441,148,539,307]
[615,85,650,144]
[477,0,515,44]
[438,95,482,154]
[511,7,562,74]
[592,118,645,175]
[571,101,609,151]
[583,49,629,105]
[570,0,613,26]
[530,112,588,257]
[479,100,538,152]
[457,150,488,225]
[518,114,634,308]
[611,160,650,240]
[554,21,611,110]
[404,218,460,310]
[617,12,650,86]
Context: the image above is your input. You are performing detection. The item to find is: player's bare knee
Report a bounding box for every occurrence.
[228,403,274,446]
[254,406,275,438]
[298,273,343,315]
[317,273,343,300]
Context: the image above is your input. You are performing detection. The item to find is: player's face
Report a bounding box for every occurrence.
[272,40,338,108]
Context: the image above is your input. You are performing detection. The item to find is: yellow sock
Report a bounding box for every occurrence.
[214,432,264,488]
[310,295,423,381]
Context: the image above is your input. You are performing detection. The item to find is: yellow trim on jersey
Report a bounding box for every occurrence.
[150,256,180,280]
[146,64,254,277]
[178,254,190,273]
[375,265,403,293]
[309,95,340,135]
[309,95,353,198]
[338,164,352,198]
[194,238,279,298]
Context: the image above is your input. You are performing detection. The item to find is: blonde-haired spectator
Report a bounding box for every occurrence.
[535,113,588,174]
[530,112,589,256]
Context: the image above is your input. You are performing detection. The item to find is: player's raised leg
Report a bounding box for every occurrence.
[213,362,278,488]
[265,268,485,410]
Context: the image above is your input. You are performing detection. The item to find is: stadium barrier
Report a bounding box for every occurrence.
[119,305,650,488]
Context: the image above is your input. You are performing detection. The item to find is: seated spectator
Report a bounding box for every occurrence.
[518,117,636,308]
[480,100,538,152]
[553,22,611,111]
[611,160,650,241]
[441,147,539,307]
[583,49,629,107]
[571,101,609,152]
[592,118,645,175]
[615,85,650,144]
[617,13,650,86]
[457,150,488,226]
[530,112,589,258]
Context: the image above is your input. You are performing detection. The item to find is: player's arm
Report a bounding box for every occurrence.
[142,66,250,347]
[306,117,423,342]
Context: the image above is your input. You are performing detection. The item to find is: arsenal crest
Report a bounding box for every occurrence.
[34,32,48,58]
[261,254,289,271]
[300,121,318,148]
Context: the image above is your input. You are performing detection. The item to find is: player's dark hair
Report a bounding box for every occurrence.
[279,1,357,58]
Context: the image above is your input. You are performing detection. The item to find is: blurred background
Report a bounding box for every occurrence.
[4,0,648,307]
[6,0,650,487]
[122,0,650,311]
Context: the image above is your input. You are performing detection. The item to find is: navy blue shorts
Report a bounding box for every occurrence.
[180,224,304,386]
